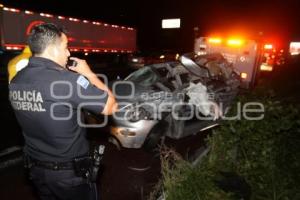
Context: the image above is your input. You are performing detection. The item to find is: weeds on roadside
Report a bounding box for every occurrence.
[151,94,300,200]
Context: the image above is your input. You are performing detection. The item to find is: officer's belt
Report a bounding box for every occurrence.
[29,156,74,170]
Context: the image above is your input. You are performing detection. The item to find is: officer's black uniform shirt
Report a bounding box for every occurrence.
[9,57,108,162]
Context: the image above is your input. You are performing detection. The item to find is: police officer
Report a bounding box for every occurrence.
[9,23,118,199]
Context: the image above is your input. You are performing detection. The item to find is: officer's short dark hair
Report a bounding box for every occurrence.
[28,23,66,55]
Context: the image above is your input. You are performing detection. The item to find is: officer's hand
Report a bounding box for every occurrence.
[68,57,94,77]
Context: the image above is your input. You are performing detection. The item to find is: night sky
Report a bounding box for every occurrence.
[1,0,299,51]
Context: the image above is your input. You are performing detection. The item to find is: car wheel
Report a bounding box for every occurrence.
[143,121,168,152]
[108,136,122,150]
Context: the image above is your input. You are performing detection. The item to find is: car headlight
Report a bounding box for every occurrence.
[124,106,149,122]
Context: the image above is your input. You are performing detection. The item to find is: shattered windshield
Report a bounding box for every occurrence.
[125,66,160,87]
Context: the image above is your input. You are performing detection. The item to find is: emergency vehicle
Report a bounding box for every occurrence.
[260,43,285,71]
[194,36,278,88]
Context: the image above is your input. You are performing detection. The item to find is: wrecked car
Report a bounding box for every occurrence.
[106,53,241,149]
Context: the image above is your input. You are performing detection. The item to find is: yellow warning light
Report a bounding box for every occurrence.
[241,72,248,79]
[227,39,244,46]
[260,64,273,71]
[208,38,222,44]
[264,44,273,49]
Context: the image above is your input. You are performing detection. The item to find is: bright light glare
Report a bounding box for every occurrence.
[260,64,273,71]
[162,19,181,29]
[208,38,222,44]
[227,39,244,46]
[241,72,248,79]
[289,42,300,55]
[264,44,273,49]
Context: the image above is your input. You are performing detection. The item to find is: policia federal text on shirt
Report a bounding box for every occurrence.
[9,23,118,200]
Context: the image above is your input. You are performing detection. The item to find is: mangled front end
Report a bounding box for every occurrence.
[110,53,240,148]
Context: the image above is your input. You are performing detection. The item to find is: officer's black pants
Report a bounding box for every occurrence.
[29,166,98,200]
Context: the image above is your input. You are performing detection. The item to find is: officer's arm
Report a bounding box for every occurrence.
[68,57,118,115]
[85,74,118,115]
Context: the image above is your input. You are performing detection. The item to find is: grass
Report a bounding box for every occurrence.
[151,61,300,200]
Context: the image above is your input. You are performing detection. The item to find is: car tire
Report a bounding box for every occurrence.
[143,121,168,152]
[108,136,122,150]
